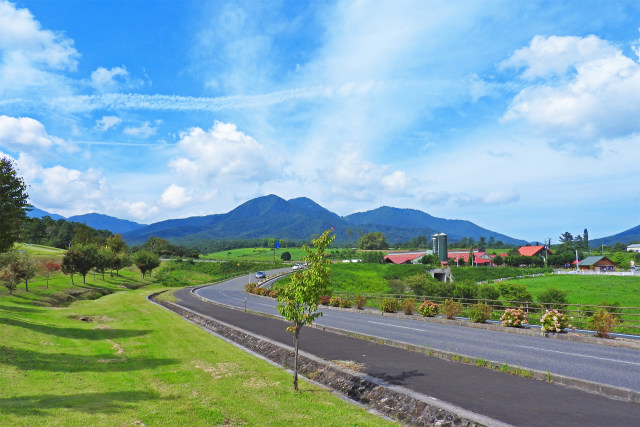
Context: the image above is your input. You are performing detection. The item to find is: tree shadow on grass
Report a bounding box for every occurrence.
[0,390,171,417]
[0,304,44,313]
[0,346,179,373]
[0,317,152,340]
[367,369,425,385]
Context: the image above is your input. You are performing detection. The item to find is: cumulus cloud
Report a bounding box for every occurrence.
[0,0,78,96]
[118,201,158,221]
[160,184,191,208]
[381,170,409,195]
[170,121,281,182]
[89,66,142,92]
[501,34,640,151]
[0,115,64,153]
[94,115,122,131]
[123,121,157,138]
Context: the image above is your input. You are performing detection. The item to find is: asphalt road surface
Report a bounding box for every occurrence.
[169,270,640,426]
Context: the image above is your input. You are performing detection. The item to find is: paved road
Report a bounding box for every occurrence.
[173,280,640,427]
[195,270,640,393]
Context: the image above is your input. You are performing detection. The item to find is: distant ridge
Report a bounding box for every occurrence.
[67,213,147,235]
[27,207,65,221]
[122,194,527,246]
[590,224,640,247]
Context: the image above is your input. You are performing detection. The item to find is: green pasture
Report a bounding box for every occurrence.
[202,247,309,262]
[13,243,66,260]
[498,274,640,308]
[0,271,390,426]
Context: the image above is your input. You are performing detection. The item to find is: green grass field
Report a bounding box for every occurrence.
[499,274,640,307]
[202,247,309,262]
[0,252,390,426]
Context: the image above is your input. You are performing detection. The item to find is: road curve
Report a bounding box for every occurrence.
[195,271,640,393]
[169,271,640,427]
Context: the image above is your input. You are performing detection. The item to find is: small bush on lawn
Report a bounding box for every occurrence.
[354,295,366,309]
[418,300,439,317]
[339,298,352,308]
[330,296,342,307]
[319,295,331,305]
[537,287,568,310]
[443,299,463,319]
[588,310,618,338]
[380,298,399,313]
[501,308,527,327]
[468,302,493,323]
[541,309,573,332]
[402,298,416,315]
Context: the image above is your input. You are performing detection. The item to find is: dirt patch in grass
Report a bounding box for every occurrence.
[68,314,114,323]
[193,360,246,379]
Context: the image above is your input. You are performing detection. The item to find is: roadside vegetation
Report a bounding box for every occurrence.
[0,247,391,426]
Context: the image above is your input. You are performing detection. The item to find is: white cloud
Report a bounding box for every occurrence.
[123,121,157,138]
[94,115,122,131]
[0,0,78,97]
[0,115,64,153]
[160,184,191,208]
[381,170,409,195]
[502,34,640,151]
[90,66,139,92]
[170,121,281,182]
[119,201,158,221]
[455,190,520,207]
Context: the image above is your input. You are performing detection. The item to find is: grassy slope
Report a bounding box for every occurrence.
[0,273,390,426]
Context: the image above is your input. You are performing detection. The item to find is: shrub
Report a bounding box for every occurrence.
[477,284,500,302]
[339,298,352,308]
[402,298,416,315]
[498,283,533,304]
[268,288,279,298]
[319,295,331,305]
[245,283,257,293]
[500,308,527,327]
[453,281,478,304]
[537,287,568,310]
[387,279,406,294]
[354,295,367,309]
[442,299,463,319]
[588,310,618,338]
[541,309,573,332]
[380,298,399,313]
[418,300,439,317]
[329,296,342,307]
[468,302,493,323]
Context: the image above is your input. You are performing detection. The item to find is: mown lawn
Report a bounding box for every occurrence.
[0,272,391,426]
[498,274,640,307]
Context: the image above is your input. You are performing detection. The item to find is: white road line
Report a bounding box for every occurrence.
[368,320,426,332]
[515,345,640,366]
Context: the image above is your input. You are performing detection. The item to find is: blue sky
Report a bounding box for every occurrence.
[1,0,639,242]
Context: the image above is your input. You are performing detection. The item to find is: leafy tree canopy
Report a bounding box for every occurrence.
[357,232,388,250]
[0,157,29,253]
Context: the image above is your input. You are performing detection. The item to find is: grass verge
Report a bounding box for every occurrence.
[0,281,391,426]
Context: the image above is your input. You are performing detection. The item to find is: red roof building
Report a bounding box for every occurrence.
[518,245,552,257]
[383,251,430,264]
[447,250,494,265]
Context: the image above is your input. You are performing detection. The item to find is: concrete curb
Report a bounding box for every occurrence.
[192,288,640,404]
[148,291,507,427]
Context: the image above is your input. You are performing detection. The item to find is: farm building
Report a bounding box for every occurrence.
[447,250,494,266]
[577,256,617,272]
[627,244,640,253]
[384,251,432,264]
[518,245,552,257]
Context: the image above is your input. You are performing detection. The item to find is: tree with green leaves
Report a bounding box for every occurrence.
[357,231,388,250]
[280,251,291,261]
[277,228,335,390]
[0,157,30,253]
[133,250,160,278]
[14,252,37,292]
[62,245,98,284]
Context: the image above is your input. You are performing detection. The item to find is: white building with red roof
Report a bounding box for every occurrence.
[383,251,432,264]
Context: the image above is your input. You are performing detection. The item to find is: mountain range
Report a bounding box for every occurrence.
[28,195,640,247]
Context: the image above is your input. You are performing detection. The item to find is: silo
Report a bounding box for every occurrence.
[432,233,448,261]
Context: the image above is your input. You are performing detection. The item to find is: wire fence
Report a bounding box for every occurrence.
[331,292,640,334]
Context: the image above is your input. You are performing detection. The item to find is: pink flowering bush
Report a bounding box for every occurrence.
[541,309,573,332]
[418,300,439,317]
[501,308,528,327]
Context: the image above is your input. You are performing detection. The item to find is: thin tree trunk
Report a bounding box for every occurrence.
[25,280,28,292]
[293,329,299,391]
